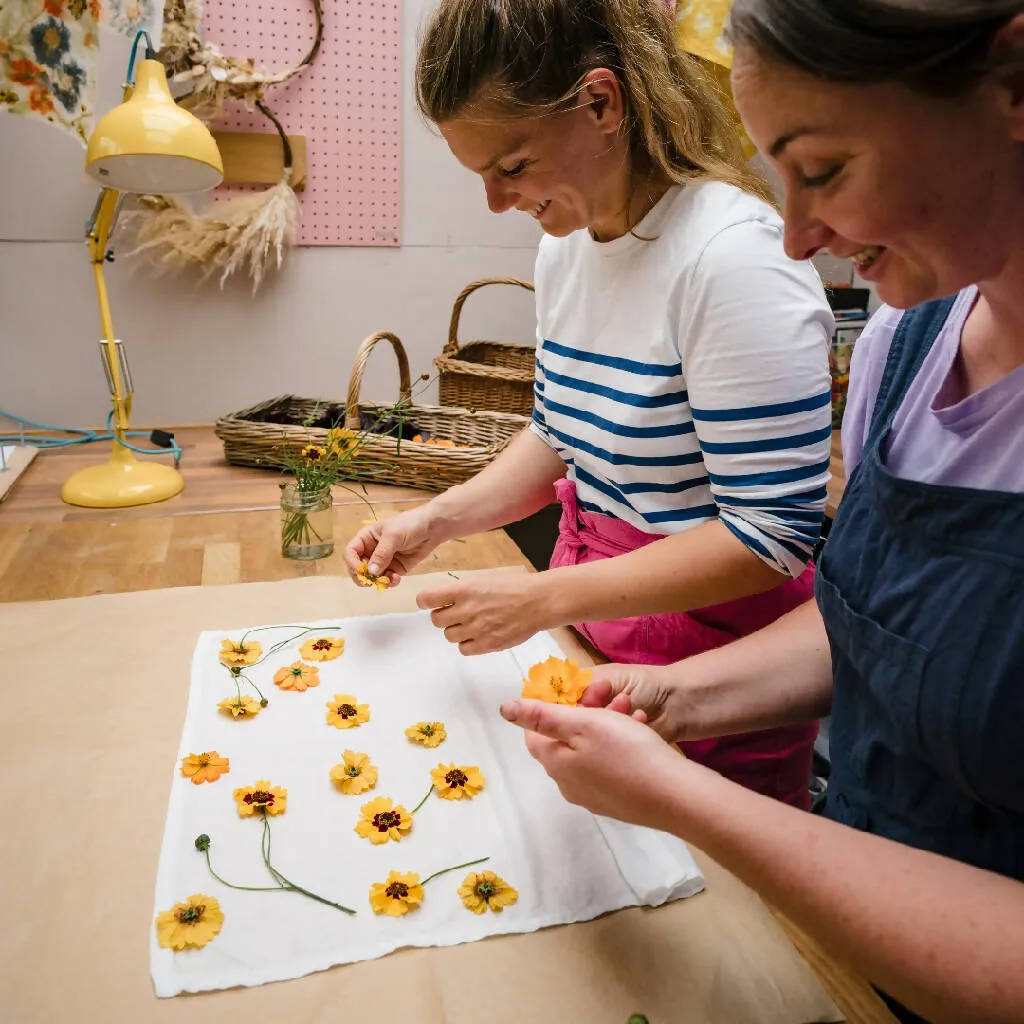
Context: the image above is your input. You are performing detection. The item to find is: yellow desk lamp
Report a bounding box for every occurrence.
[62,31,223,508]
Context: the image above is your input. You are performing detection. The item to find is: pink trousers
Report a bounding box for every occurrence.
[551,479,818,809]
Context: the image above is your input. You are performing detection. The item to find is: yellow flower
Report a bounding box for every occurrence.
[155,893,224,950]
[355,797,412,844]
[300,636,345,661]
[327,427,359,456]
[430,763,485,801]
[273,660,320,691]
[521,656,592,706]
[217,695,261,719]
[219,637,263,667]
[301,444,326,463]
[458,871,519,914]
[326,693,370,729]
[355,560,390,592]
[179,751,230,785]
[233,780,287,817]
[405,721,446,748]
[369,870,423,916]
[330,750,378,794]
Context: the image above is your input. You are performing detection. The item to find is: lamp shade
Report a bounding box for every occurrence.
[85,59,223,194]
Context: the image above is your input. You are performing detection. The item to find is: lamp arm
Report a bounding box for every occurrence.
[87,189,132,436]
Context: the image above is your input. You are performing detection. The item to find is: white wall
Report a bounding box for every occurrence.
[0,1,542,428]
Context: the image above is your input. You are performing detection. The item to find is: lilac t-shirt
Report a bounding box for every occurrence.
[842,287,1024,492]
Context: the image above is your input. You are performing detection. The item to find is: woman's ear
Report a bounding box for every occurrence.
[991,13,1024,140]
[579,68,625,134]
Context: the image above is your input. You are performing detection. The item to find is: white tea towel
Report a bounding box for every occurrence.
[151,612,705,996]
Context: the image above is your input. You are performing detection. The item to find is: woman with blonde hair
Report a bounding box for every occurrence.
[347,0,834,806]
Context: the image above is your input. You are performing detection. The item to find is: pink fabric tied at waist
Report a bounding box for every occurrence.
[551,478,819,809]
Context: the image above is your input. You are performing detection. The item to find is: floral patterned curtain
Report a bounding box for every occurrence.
[0,0,165,144]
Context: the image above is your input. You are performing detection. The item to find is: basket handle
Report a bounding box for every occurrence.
[346,331,412,430]
[444,276,536,358]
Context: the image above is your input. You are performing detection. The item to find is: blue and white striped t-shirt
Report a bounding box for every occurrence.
[531,182,834,577]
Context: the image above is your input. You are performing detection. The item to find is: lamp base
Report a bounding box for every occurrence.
[62,457,183,508]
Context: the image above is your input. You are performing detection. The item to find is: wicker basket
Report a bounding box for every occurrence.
[214,331,528,492]
[434,276,537,416]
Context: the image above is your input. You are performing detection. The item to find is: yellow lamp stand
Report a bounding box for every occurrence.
[62,55,222,508]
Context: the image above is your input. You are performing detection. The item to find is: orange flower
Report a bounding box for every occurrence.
[217,695,261,719]
[180,751,230,785]
[273,660,320,691]
[28,84,54,114]
[89,0,101,17]
[44,0,66,15]
[355,797,412,844]
[9,59,41,85]
[233,780,287,817]
[521,656,591,706]
[430,763,485,801]
[300,636,345,661]
[325,693,370,729]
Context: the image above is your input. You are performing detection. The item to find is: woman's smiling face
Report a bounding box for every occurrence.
[731,43,1024,308]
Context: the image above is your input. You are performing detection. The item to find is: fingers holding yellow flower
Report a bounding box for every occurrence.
[180,751,230,785]
[330,750,378,794]
[155,893,224,950]
[405,721,446,747]
[326,693,370,729]
[233,780,287,817]
[273,660,320,691]
[218,695,262,719]
[355,560,390,592]
[521,656,591,706]
[300,636,345,661]
[458,871,518,914]
[219,638,263,667]
[369,870,424,916]
[430,763,485,800]
[355,797,412,844]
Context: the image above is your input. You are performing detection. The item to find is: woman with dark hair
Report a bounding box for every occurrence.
[501,4,1024,1022]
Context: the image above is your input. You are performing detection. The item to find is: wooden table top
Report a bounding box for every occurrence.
[0,426,889,1022]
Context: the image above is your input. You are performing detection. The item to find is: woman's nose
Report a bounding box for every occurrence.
[484,176,519,214]
[783,191,834,261]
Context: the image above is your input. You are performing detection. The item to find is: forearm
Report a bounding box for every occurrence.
[544,520,787,625]
[425,429,566,542]
[676,599,833,739]
[668,766,1024,1024]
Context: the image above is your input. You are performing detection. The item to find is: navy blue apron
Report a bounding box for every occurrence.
[815,297,1024,1024]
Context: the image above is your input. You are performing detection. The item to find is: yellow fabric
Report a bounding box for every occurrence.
[674,0,733,69]
[671,0,757,159]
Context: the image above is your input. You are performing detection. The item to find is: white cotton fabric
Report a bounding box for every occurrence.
[150,612,704,996]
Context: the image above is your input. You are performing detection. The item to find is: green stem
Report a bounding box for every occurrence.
[260,816,356,915]
[421,856,490,887]
[202,847,289,893]
[410,784,435,815]
[239,671,266,704]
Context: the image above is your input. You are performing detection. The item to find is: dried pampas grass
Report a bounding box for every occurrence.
[127,169,300,293]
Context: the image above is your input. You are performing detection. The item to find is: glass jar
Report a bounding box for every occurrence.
[280,483,334,560]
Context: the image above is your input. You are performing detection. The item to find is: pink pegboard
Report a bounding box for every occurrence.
[201,0,401,246]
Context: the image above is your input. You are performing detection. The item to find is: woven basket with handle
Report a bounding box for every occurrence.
[434,276,537,416]
[214,331,528,492]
